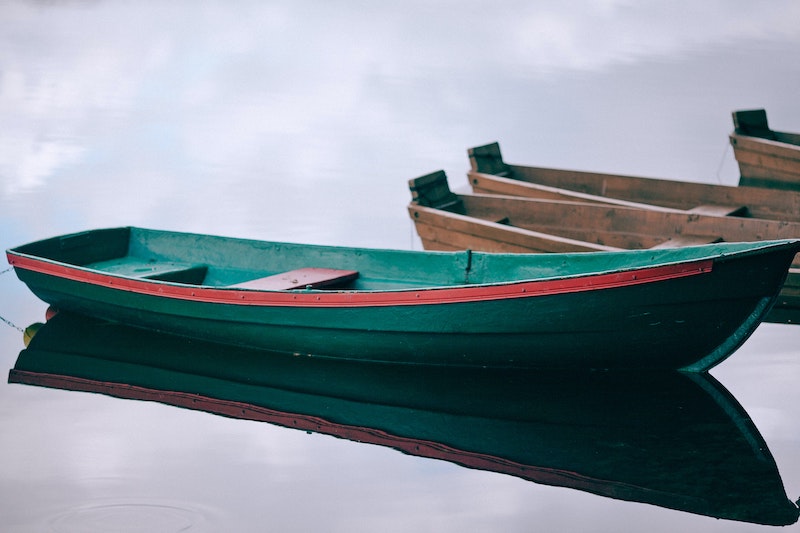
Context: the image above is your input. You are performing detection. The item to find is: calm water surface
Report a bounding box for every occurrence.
[2,2,800,531]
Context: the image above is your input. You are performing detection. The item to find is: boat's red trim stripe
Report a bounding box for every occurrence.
[8,369,652,497]
[7,253,713,308]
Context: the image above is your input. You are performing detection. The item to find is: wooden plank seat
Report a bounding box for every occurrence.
[231,268,359,290]
[687,204,750,217]
[650,235,723,249]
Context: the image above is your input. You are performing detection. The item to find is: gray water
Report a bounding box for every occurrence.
[1,2,800,531]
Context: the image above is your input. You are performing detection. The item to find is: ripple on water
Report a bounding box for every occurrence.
[49,499,213,532]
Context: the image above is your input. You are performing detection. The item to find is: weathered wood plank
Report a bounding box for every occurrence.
[466,143,800,221]
[411,174,800,267]
[464,192,800,246]
[471,172,678,212]
[735,137,800,190]
[733,150,800,178]
[409,205,618,253]
[737,166,800,189]
[650,235,723,249]
[732,136,800,166]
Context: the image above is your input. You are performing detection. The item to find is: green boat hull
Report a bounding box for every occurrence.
[7,228,800,370]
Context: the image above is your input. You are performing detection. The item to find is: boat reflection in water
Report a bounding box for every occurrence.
[9,312,799,526]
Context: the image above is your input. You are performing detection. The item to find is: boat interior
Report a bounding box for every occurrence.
[410,170,800,261]
[467,141,800,222]
[10,226,789,291]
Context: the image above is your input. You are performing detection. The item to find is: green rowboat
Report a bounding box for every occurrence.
[7,227,800,371]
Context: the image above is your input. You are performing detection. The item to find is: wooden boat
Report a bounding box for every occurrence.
[730,109,800,190]
[7,227,800,371]
[9,312,800,526]
[467,141,800,221]
[409,171,800,319]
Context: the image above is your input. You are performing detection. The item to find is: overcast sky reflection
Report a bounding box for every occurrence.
[1,0,799,202]
[1,5,800,529]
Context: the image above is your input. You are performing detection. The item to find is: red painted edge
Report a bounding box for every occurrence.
[6,252,713,308]
[8,369,652,497]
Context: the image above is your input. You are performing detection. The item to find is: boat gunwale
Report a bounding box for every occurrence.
[730,131,800,151]
[468,170,692,213]
[467,169,782,219]
[6,249,719,307]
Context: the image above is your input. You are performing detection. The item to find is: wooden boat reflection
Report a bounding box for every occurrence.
[730,109,800,191]
[9,312,799,526]
[408,172,800,321]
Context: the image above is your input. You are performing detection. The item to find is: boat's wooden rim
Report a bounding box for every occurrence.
[7,252,713,308]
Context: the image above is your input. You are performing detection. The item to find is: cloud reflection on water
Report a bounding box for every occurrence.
[1,0,799,200]
[2,5,800,531]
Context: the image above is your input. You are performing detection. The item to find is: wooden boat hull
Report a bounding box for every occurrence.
[730,109,800,191]
[8,227,800,370]
[8,312,800,525]
[410,171,800,319]
[468,141,800,221]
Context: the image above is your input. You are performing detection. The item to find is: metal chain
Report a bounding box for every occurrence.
[0,314,23,332]
[0,266,23,331]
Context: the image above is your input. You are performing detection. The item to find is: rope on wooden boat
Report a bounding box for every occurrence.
[714,140,732,184]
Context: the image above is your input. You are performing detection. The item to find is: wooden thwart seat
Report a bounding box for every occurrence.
[650,235,723,249]
[231,268,359,290]
[687,204,749,217]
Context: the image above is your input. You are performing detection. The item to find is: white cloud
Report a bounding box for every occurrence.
[0,0,798,204]
[0,138,84,194]
[505,1,800,73]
